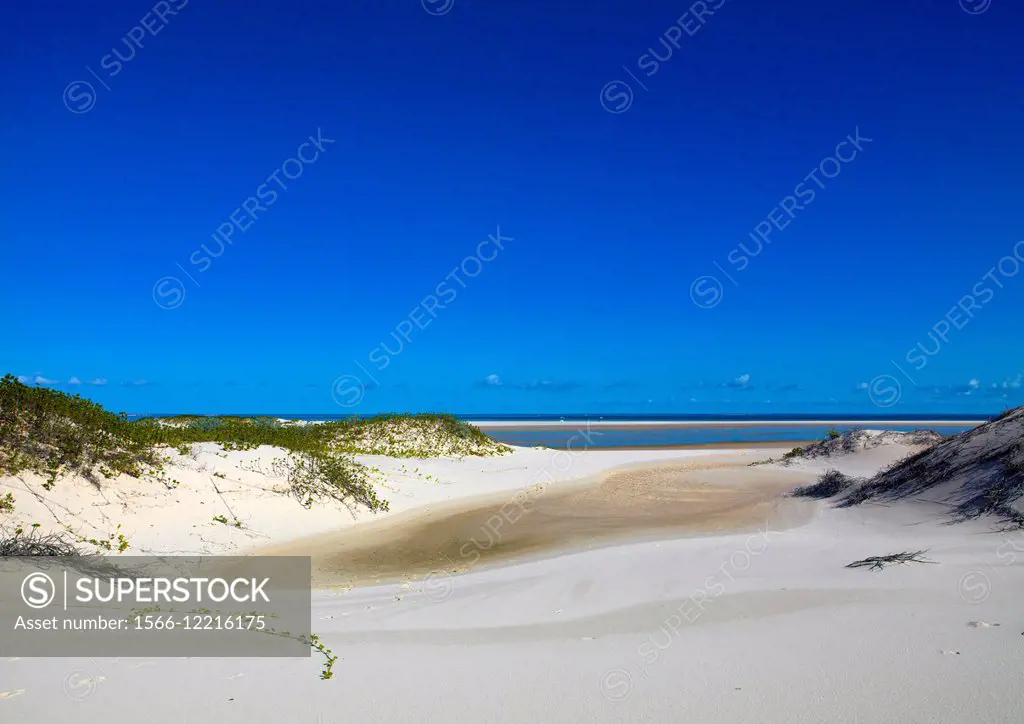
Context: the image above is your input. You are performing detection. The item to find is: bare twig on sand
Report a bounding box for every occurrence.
[0,526,124,577]
[846,550,936,571]
[0,526,81,556]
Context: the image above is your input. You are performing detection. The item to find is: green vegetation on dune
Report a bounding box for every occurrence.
[139,412,510,458]
[0,376,511,678]
[0,374,159,486]
[331,413,512,457]
[0,374,511,514]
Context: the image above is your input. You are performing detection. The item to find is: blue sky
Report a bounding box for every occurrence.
[2,0,1022,415]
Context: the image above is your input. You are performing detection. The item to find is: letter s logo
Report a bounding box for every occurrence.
[689,276,724,309]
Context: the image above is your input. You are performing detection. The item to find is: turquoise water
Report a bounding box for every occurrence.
[480,423,975,448]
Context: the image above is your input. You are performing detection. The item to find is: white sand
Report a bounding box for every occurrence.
[0,443,737,556]
[3,439,1023,723]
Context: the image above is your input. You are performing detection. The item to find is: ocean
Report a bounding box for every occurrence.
[127,413,990,449]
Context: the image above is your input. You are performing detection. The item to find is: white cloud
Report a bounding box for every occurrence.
[719,374,755,390]
[485,374,502,386]
[68,377,82,385]
[34,376,58,385]
[88,378,108,386]
[855,382,869,390]
[968,378,980,389]
[997,373,1022,390]
[16,375,29,384]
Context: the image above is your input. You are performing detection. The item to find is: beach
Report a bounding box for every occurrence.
[473,418,985,429]
[3,430,1024,723]
[262,452,819,587]
[0,443,753,559]
[9,1,1021,719]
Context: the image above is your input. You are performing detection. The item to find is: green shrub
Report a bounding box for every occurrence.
[1,374,511,515]
[77,524,130,552]
[0,374,158,484]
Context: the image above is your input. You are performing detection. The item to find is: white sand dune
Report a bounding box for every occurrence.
[0,443,739,556]
[2,437,1023,723]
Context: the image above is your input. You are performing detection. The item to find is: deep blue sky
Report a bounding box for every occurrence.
[2,0,1022,414]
